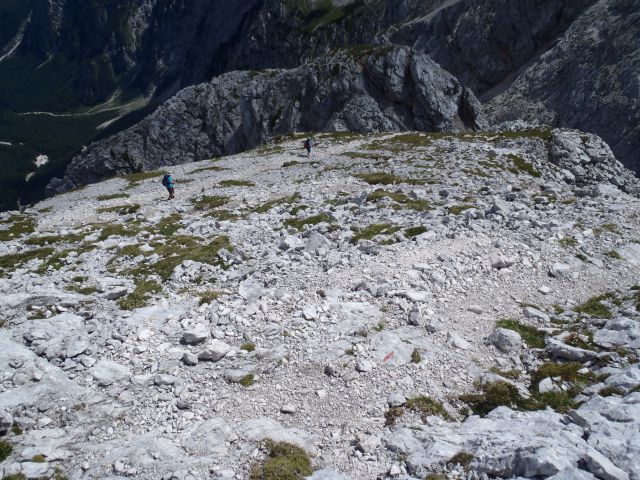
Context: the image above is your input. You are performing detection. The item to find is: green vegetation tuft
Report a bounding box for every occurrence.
[406,396,451,421]
[97,222,141,241]
[191,165,225,174]
[282,161,300,168]
[31,454,46,463]
[199,290,223,306]
[366,189,431,211]
[127,235,232,281]
[155,213,182,236]
[598,386,625,397]
[239,374,255,387]
[0,247,55,274]
[0,215,36,241]
[97,193,129,201]
[117,280,161,310]
[97,204,140,215]
[219,179,255,187]
[253,194,301,214]
[351,223,400,244]
[607,250,623,260]
[356,172,423,186]
[241,342,256,352]
[384,407,404,426]
[460,382,530,416]
[411,348,421,364]
[0,438,13,461]
[123,170,167,189]
[575,294,617,319]
[558,237,578,247]
[250,439,313,480]
[448,205,474,215]
[284,213,331,231]
[448,452,474,468]
[404,226,428,238]
[507,154,541,177]
[193,195,228,210]
[495,319,545,348]
[594,223,619,236]
[489,367,521,380]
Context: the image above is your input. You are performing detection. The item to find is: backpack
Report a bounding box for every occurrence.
[304,140,310,149]
[161,174,170,187]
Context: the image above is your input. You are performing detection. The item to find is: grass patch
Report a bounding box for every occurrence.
[239,374,255,387]
[199,290,223,306]
[448,205,474,215]
[123,170,167,189]
[253,194,301,214]
[0,247,55,273]
[507,154,541,177]
[607,250,623,260]
[343,152,391,160]
[282,161,300,167]
[404,226,428,238]
[117,280,161,310]
[193,195,228,210]
[575,294,617,319]
[356,172,422,186]
[351,223,400,244]
[411,348,421,363]
[97,222,141,241]
[284,213,331,231]
[219,179,255,187]
[190,165,225,174]
[0,438,13,461]
[241,342,256,352]
[558,237,578,247]
[406,396,451,421]
[25,232,85,246]
[529,362,596,395]
[366,189,431,211]
[448,452,473,468]
[128,235,232,281]
[154,213,182,236]
[31,454,46,463]
[598,386,625,397]
[250,440,312,480]
[0,215,36,241]
[384,407,404,426]
[97,193,129,201]
[495,319,545,348]
[97,204,140,215]
[489,367,521,380]
[460,382,532,416]
[594,223,619,236]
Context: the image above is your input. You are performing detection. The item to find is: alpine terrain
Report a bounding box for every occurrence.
[1,1,640,480]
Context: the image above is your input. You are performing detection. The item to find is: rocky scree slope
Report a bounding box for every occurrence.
[2,128,640,479]
[46,46,484,195]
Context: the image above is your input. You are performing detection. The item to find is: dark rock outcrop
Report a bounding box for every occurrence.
[46,46,484,194]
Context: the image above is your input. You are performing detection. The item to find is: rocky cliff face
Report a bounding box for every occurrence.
[2,0,640,204]
[484,0,640,174]
[46,46,484,194]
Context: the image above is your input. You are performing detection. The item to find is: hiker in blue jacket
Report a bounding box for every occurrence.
[162,174,175,200]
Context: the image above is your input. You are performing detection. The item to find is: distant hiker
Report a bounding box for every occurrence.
[303,137,313,157]
[162,173,175,200]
